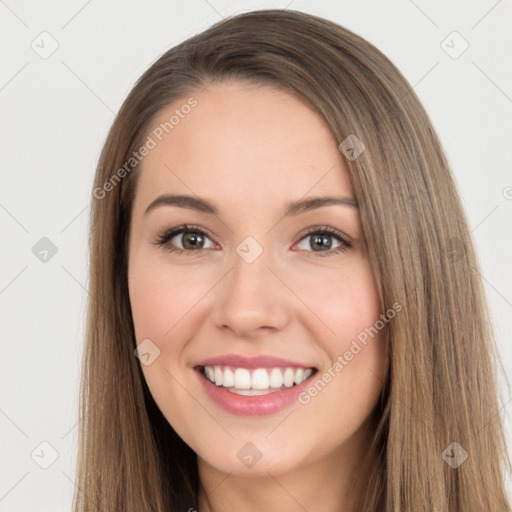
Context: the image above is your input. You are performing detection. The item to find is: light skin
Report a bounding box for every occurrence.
[128,81,387,511]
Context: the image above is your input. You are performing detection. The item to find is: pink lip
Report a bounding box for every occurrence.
[195,354,315,369]
[196,369,315,416]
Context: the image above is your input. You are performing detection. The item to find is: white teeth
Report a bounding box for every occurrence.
[294,368,305,385]
[283,367,295,387]
[203,365,314,391]
[233,368,251,389]
[269,368,284,388]
[223,367,234,387]
[229,388,281,396]
[214,366,223,386]
[251,369,269,390]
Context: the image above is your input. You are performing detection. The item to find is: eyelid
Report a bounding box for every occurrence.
[296,224,352,244]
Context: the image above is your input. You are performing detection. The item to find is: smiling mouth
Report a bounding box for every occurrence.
[199,365,317,396]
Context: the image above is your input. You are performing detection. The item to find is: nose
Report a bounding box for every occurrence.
[210,244,291,339]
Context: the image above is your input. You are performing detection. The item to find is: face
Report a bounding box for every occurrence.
[128,81,387,480]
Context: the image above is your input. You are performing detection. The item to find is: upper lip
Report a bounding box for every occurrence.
[195,354,316,369]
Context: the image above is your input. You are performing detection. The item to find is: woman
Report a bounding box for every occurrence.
[74,9,511,511]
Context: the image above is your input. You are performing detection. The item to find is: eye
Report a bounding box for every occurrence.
[294,226,352,257]
[152,224,216,255]
[152,224,352,258]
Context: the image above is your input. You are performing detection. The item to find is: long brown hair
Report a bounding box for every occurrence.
[74,9,511,511]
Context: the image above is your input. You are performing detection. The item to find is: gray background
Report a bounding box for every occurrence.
[1,0,511,509]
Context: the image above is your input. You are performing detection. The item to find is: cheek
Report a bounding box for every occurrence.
[128,257,209,343]
[297,260,386,408]
[128,258,212,446]
[301,259,382,352]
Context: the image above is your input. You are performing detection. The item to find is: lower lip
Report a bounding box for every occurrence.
[196,369,315,416]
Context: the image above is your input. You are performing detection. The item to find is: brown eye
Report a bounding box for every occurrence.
[303,233,335,251]
[153,225,216,255]
[176,231,207,250]
[295,227,352,257]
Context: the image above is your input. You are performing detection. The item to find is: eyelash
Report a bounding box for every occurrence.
[152,224,352,258]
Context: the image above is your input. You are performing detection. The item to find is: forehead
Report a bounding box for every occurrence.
[134,82,354,211]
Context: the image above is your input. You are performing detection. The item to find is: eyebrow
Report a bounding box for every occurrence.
[144,193,358,217]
